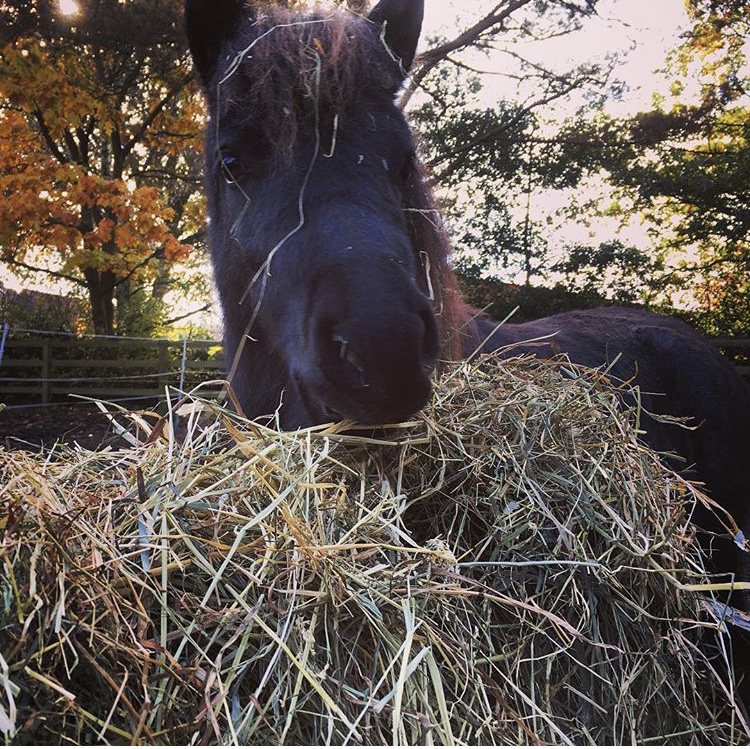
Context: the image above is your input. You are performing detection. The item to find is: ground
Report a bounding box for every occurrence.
[0,402,131,451]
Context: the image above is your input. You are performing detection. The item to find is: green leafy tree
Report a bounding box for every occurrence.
[1,0,616,334]
[672,0,748,109]
[545,0,750,334]
[558,108,750,335]
[410,65,539,281]
[551,239,664,305]
[402,1,619,289]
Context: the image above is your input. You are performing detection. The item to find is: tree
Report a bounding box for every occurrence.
[408,65,533,281]
[530,0,750,335]
[0,0,204,335]
[551,239,664,305]
[0,0,628,333]
[646,0,750,335]
[398,0,623,288]
[672,0,748,111]
[402,0,606,110]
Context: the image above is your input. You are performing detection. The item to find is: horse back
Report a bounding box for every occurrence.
[476,307,750,535]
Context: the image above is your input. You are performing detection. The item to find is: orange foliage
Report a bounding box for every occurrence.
[0,17,205,331]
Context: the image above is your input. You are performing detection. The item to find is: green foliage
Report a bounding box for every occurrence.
[590,106,747,334]
[457,273,607,322]
[551,240,664,305]
[113,284,165,338]
[686,272,750,338]
[449,194,526,279]
[546,0,750,336]
[673,0,749,108]
[411,64,552,284]
[0,284,90,333]
[411,65,531,190]
[407,0,748,336]
[671,114,747,242]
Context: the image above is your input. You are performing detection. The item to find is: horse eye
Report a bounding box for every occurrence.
[219,152,242,185]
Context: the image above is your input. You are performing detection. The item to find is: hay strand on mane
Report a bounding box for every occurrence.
[1,353,747,745]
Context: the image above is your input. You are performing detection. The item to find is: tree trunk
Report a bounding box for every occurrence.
[84,268,117,335]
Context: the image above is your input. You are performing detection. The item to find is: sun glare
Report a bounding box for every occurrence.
[58,0,79,17]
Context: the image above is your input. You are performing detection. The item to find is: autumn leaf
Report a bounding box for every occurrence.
[0,0,206,335]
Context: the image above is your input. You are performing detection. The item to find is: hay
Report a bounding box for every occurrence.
[1,352,748,745]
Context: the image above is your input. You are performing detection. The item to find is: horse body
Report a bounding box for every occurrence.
[477,307,750,561]
[184,0,750,588]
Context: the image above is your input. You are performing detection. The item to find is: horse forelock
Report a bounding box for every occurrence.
[214,6,402,157]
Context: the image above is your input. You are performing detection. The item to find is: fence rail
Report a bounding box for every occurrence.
[0,336,225,406]
[0,333,748,408]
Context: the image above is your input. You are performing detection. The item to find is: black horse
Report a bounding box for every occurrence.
[184,0,750,597]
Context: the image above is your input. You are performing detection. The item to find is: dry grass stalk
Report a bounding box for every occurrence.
[1,352,747,745]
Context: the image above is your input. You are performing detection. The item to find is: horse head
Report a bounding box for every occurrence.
[185,0,440,427]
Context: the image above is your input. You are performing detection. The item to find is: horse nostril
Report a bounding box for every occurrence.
[332,333,369,387]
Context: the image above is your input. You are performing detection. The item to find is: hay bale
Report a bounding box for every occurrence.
[1,353,748,745]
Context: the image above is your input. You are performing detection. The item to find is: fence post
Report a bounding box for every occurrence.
[179,333,188,392]
[0,323,9,365]
[41,340,51,404]
[157,340,169,393]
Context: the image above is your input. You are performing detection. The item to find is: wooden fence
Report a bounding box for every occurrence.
[0,336,225,406]
[0,334,748,408]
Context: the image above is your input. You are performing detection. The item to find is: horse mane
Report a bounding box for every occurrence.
[218,2,478,362]
[400,158,481,362]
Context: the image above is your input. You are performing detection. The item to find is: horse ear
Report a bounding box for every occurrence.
[184,0,253,86]
[368,0,424,73]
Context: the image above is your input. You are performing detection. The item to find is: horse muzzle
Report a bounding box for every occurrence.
[297,301,439,425]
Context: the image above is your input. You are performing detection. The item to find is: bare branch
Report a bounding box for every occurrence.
[5,257,85,287]
[400,0,533,109]
[161,303,213,327]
